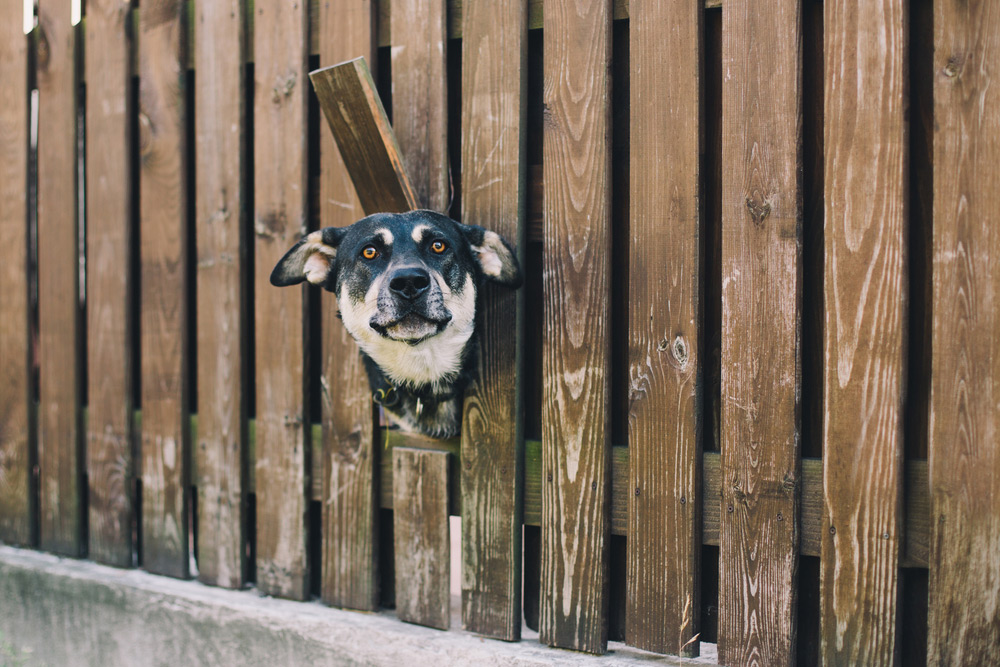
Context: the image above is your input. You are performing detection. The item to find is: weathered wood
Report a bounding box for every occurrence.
[718,0,802,664]
[194,0,247,588]
[0,2,32,547]
[253,0,309,600]
[309,59,417,215]
[393,447,450,630]
[390,0,449,212]
[459,0,527,642]
[539,0,611,654]
[37,0,83,557]
[626,0,701,656]
[929,1,1000,664]
[316,0,380,612]
[820,1,907,663]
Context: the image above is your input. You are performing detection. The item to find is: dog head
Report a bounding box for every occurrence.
[270,210,521,399]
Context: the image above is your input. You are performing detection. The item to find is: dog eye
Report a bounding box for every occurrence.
[430,240,447,254]
[361,245,379,260]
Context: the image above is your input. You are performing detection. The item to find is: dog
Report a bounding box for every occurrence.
[270,209,521,438]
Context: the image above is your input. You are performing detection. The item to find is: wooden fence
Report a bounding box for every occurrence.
[0,0,998,664]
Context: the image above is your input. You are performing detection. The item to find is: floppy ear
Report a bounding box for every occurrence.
[270,227,347,287]
[458,224,522,288]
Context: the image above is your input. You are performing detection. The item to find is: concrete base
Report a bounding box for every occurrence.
[0,546,720,666]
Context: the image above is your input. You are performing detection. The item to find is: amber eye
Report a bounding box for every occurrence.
[430,240,447,254]
[361,245,379,260]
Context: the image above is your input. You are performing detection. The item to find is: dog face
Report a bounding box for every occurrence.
[270,210,521,396]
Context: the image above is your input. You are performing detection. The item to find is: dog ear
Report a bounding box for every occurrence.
[458,224,522,288]
[270,227,348,287]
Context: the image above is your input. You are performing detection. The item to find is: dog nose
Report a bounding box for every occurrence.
[388,267,431,300]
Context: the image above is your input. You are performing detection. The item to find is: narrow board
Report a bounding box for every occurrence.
[626,0,702,656]
[821,0,906,663]
[315,0,380,611]
[139,0,190,578]
[539,0,611,654]
[718,0,802,664]
[0,2,31,547]
[85,0,135,568]
[389,0,449,211]
[459,0,527,641]
[253,0,310,600]
[194,0,247,588]
[37,0,83,557]
[929,1,1000,663]
[393,447,450,630]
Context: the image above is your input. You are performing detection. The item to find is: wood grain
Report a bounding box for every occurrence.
[253,0,309,600]
[626,0,702,656]
[194,0,247,588]
[392,447,450,630]
[0,1,32,547]
[718,0,802,664]
[390,0,449,211]
[315,0,380,612]
[929,1,1000,664]
[539,0,611,654]
[820,1,907,663]
[37,0,83,557]
[459,0,527,641]
[139,0,190,578]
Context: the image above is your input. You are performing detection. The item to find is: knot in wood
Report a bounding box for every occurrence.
[943,54,964,79]
[745,193,771,227]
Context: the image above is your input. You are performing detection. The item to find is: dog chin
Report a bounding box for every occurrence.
[372,313,449,344]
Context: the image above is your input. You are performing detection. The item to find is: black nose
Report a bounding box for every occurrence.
[388,267,431,300]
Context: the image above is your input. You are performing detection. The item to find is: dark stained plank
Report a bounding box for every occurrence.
[393,447,450,630]
[138,0,190,578]
[539,0,611,654]
[315,0,380,612]
[626,0,702,656]
[718,0,802,664]
[929,1,1000,663]
[37,0,83,557]
[253,0,309,600]
[458,0,527,641]
[820,0,907,663]
[309,59,417,215]
[0,2,32,547]
[389,0,449,211]
[194,0,247,588]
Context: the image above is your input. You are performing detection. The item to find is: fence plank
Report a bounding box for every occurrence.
[390,0,449,211]
[820,0,906,663]
[315,0,379,612]
[253,0,309,600]
[929,1,1000,664]
[37,0,83,557]
[539,0,611,654]
[718,0,802,664]
[393,447,450,630]
[194,0,247,588]
[138,0,190,578]
[626,0,701,656]
[0,2,32,547]
[459,0,527,641]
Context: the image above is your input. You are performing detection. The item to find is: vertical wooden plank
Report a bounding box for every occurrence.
[0,0,32,547]
[194,0,247,588]
[459,0,527,641]
[37,0,83,557]
[929,1,1000,664]
[393,447,450,630]
[139,0,190,578]
[820,0,906,664]
[390,0,448,211]
[85,0,134,568]
[718,0,801,664]
[539,0,611,655]
[254,0,309,600]
[315,0,379,611]
[626,0,702,657]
